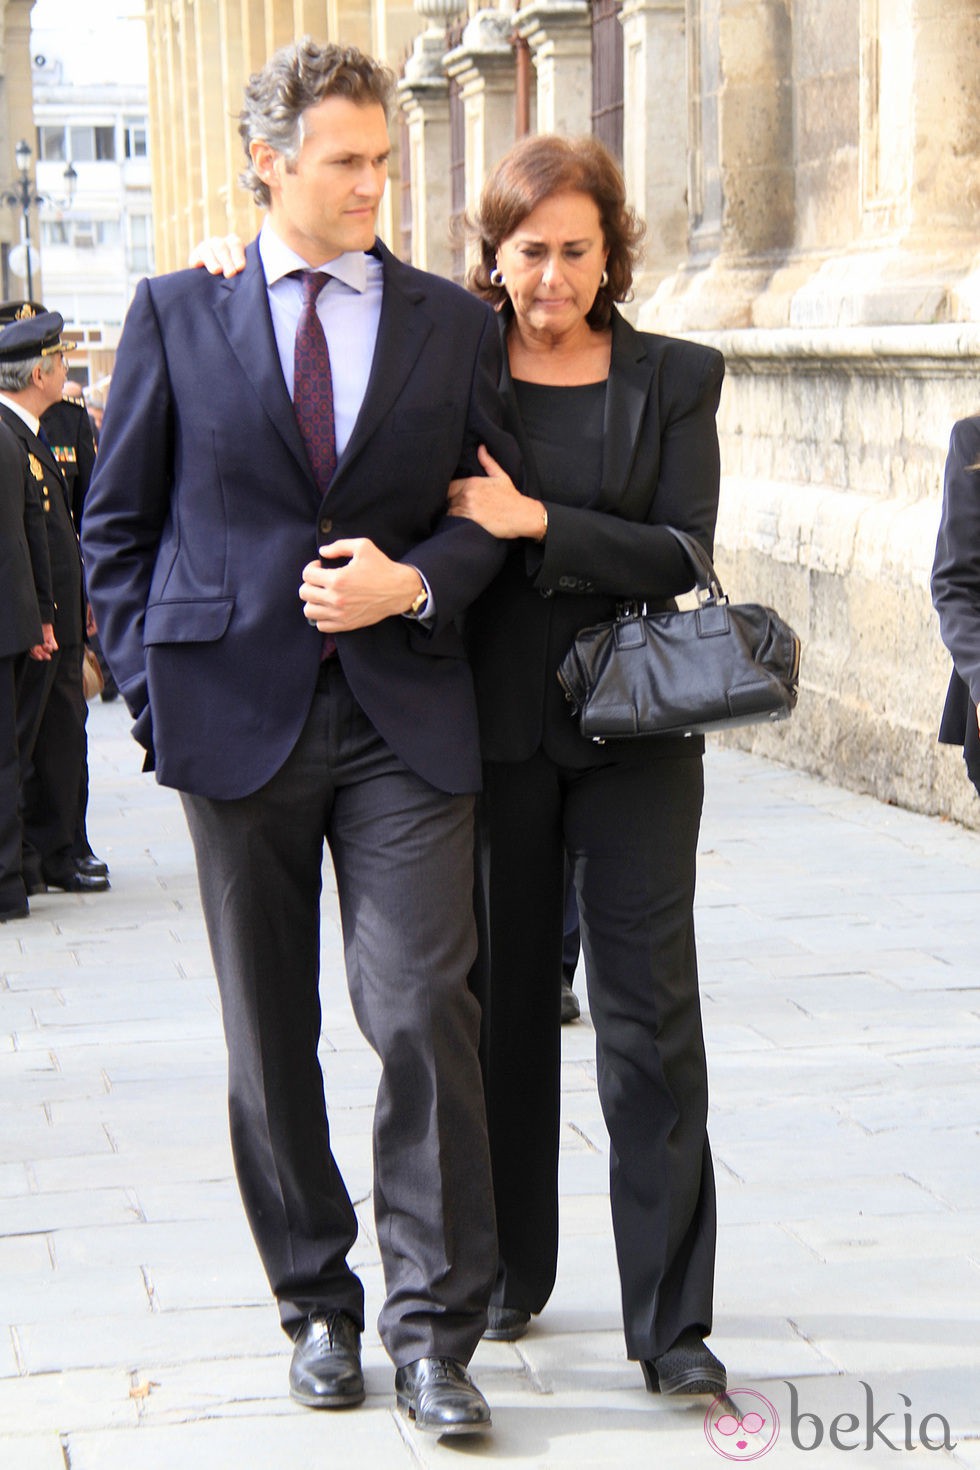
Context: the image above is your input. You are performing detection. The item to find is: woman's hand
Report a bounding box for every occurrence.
[188,234,246,277]
[28,624,57,662]
[447,445,546,540]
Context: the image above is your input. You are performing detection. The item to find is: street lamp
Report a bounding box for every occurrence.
[3,138,77,300]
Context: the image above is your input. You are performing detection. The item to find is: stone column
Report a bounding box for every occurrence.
[715,0,794,260]
[397,0,464,276]
[444,9,516,270]
[0,0,36,280]
[789,0,980,326]
[640,0,794,331]
[193,0,230,244]
[619,0,688,299]
[513,0,592,137]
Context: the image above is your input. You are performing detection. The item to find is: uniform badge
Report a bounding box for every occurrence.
[28,452,44,481]
[53,445,77,464]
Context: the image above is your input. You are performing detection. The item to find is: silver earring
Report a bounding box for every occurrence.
[490,266,505,287]
[599,269,609,289]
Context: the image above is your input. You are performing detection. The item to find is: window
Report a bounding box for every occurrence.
[124,119,149,159]
[40,217,121,248]
[94,126,116,161]
[70,127,94,162]
[37,125,67,161]
[63,125,116,162]
[41,219,70,246]
[127,214,153,273]
[591,0,624,163]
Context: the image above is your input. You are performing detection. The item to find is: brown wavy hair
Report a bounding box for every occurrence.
[239,38,395,208]
[467,134,645,330]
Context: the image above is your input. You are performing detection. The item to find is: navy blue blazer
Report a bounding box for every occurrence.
[81,239,514,799]
[0,420,51,659]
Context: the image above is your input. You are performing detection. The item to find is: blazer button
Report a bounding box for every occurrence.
[318,518,333,537]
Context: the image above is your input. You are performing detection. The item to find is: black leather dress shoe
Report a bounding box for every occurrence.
[289,1312,364,1409]
[394,1357,491,1435]
[484,1304,531,1341]
[40,867,110,894]
[560,980,581,1024]
[74,854,109,879]
[641,1329,727,1396]
[0,902,29,923]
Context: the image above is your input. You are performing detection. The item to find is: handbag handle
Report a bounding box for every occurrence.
[663,526,726,603]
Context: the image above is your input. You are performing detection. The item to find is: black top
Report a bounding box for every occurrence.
[513,378,606,511]
[465,308,725,768]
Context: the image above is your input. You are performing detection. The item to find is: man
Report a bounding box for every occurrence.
[0,416,54,921]
[82,40,518,1435]
[0,311,107,898]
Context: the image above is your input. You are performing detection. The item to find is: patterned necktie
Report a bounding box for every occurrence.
[292,269,337,497]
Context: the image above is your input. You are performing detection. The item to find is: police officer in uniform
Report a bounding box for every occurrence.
[0,309,108,895]
[0,418,54,920]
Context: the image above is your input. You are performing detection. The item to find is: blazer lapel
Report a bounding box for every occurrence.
[334,241,434,478]
[494,316,544,497]
[597,308,656,514]
[212,242,311,476]
[0,403,68,495]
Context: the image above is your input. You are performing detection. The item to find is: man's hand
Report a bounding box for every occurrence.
[188,234,247,277]
[300,540,425,632]
[28,623,57,661]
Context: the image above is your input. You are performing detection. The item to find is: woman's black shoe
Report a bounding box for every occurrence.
[484,1305,531,1341]
[641,1330,726,1396]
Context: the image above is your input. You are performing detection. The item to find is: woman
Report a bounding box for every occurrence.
[932,415,980,795]
[439,134,726,1395]
[196,132,726,1395]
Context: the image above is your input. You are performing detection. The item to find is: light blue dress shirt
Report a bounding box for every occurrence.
[258,221,432,618]
[259,221,383,458]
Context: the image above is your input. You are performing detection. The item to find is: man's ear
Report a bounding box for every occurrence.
[250,138,279,190]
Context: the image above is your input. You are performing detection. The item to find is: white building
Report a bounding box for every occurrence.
[25,0,152,375]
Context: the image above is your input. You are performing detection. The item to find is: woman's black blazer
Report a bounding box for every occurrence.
[932,414,980,763]
[465,308,725,767]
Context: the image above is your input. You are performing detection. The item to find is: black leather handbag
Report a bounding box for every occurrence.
[556,528,801,742]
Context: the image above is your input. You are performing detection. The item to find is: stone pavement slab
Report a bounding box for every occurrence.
[1,699,979,1467]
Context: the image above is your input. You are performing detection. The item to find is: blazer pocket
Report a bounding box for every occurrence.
[143,598,234,645]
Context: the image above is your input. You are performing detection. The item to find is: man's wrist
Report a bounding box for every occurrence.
[402,566,429,618]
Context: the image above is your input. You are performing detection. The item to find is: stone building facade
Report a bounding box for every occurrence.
[145,0,980,824]
[0,0,42,297]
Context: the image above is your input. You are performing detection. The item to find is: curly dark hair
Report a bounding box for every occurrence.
[467,134,645,330]
[239,38,395,208]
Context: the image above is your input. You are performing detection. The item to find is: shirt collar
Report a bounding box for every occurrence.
[259,219,370,294]
[0,392,40,437]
